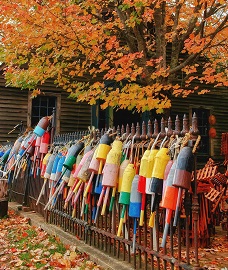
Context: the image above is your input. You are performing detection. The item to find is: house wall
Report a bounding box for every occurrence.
[0,74,92,144]
[0,80,28,144]
[171,87,228,162]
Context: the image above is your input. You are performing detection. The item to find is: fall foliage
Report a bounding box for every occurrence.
[0,0,227,112]
[0,210,102,269]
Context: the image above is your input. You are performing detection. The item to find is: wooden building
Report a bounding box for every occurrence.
[101,87,228,165]
[0,64,227,165]
[0,68,92,144]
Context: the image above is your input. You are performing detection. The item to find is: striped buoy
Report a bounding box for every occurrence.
[129,174,142,253]
[117,163,136,237]
[160,160,178,247]
[172,146,194,226]
[138,149,150,226]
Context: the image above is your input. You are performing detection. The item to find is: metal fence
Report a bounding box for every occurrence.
[9,113,218,270]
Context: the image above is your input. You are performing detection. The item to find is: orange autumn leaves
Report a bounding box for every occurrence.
[0,0,227,112]
[0,210,102,269]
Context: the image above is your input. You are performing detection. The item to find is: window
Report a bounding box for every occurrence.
[27,93,61,134]
[31,96,56,127]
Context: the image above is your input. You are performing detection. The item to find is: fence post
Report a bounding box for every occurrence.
[191,112,201,268]
[50,107,56,144]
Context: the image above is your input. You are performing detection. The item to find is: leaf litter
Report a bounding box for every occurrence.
[0,210,102,269]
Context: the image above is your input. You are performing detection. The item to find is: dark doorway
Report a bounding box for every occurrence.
[113,109,141,128]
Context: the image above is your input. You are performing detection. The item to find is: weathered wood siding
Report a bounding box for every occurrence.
[171,87,228,161]
[0,74,92,143]
[59,91,92,133]
[37,81,92,134]
[0,81,28,144]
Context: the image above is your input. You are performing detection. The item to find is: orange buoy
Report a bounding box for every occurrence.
[160,160,178,247]
[172,146,194,226]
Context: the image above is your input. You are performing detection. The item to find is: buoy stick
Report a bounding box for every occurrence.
[44,180,65,210]
[64,179,79,207]
[173,187,183,226]
[149,193,155,227]
[54,167,67,187]
[85,190,91,215]
[36,178,47,205]
[139,192,146,226]
[161,209,173,247]
[117,204,126,237]
[73,179,82,193]
[80,195,86,217]
[73,182,84,204]
[101,186,110,215]
[94,186,106,223]
[109,186,116,212]
[1,136,36,177]
[132,218,137,253]
[83,171,94,197]
[98,160,103,175]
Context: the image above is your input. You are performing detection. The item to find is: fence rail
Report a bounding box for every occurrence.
[9,113,221,270]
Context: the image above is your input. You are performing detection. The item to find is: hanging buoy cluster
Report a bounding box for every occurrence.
[1,114,201,252]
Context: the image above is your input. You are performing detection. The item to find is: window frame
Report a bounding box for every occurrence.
[189,105,214,158]
[27,92,61,134]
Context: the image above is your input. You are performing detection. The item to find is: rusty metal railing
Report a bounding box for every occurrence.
[10,113,205,269]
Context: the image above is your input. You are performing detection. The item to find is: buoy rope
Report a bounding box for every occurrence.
[192,135,201,154]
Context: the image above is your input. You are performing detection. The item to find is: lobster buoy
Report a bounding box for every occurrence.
[209,127,216,138]
[33,116,51,137]
[54,155,66,183]
[160,160,178,247]
[72,150,94,205]
[117,159,130,192]
[94,140,122,218]
[77,150,94,183]
[129,175,142,253]
[117,163,136,236]
[43,153,57,180]
[26,134,36,156]
[145,148,159,194]
[138,149,150,226]
[32,136,42,177]
[98,141,122,215]
[83,147,100,198]
[39,131,50,154]
[40,153,51,178]
[149,147,170,227]
[1,148,11,165]
[71,149,94,213]
[107,157,130,213]
[150,148,170,194]
[11,136,23,155]
[36,153,56,205]
[208,114,216,125]
[55,142,84,186]
[17,134,32,159]
[95,134,112,194]
[50,154,62,181]
[172,146,194,226]
[67,164,77,187]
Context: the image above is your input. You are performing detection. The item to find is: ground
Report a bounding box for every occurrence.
[0,210,102,270]
[198,226,228,269]
[0,208,228,270]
